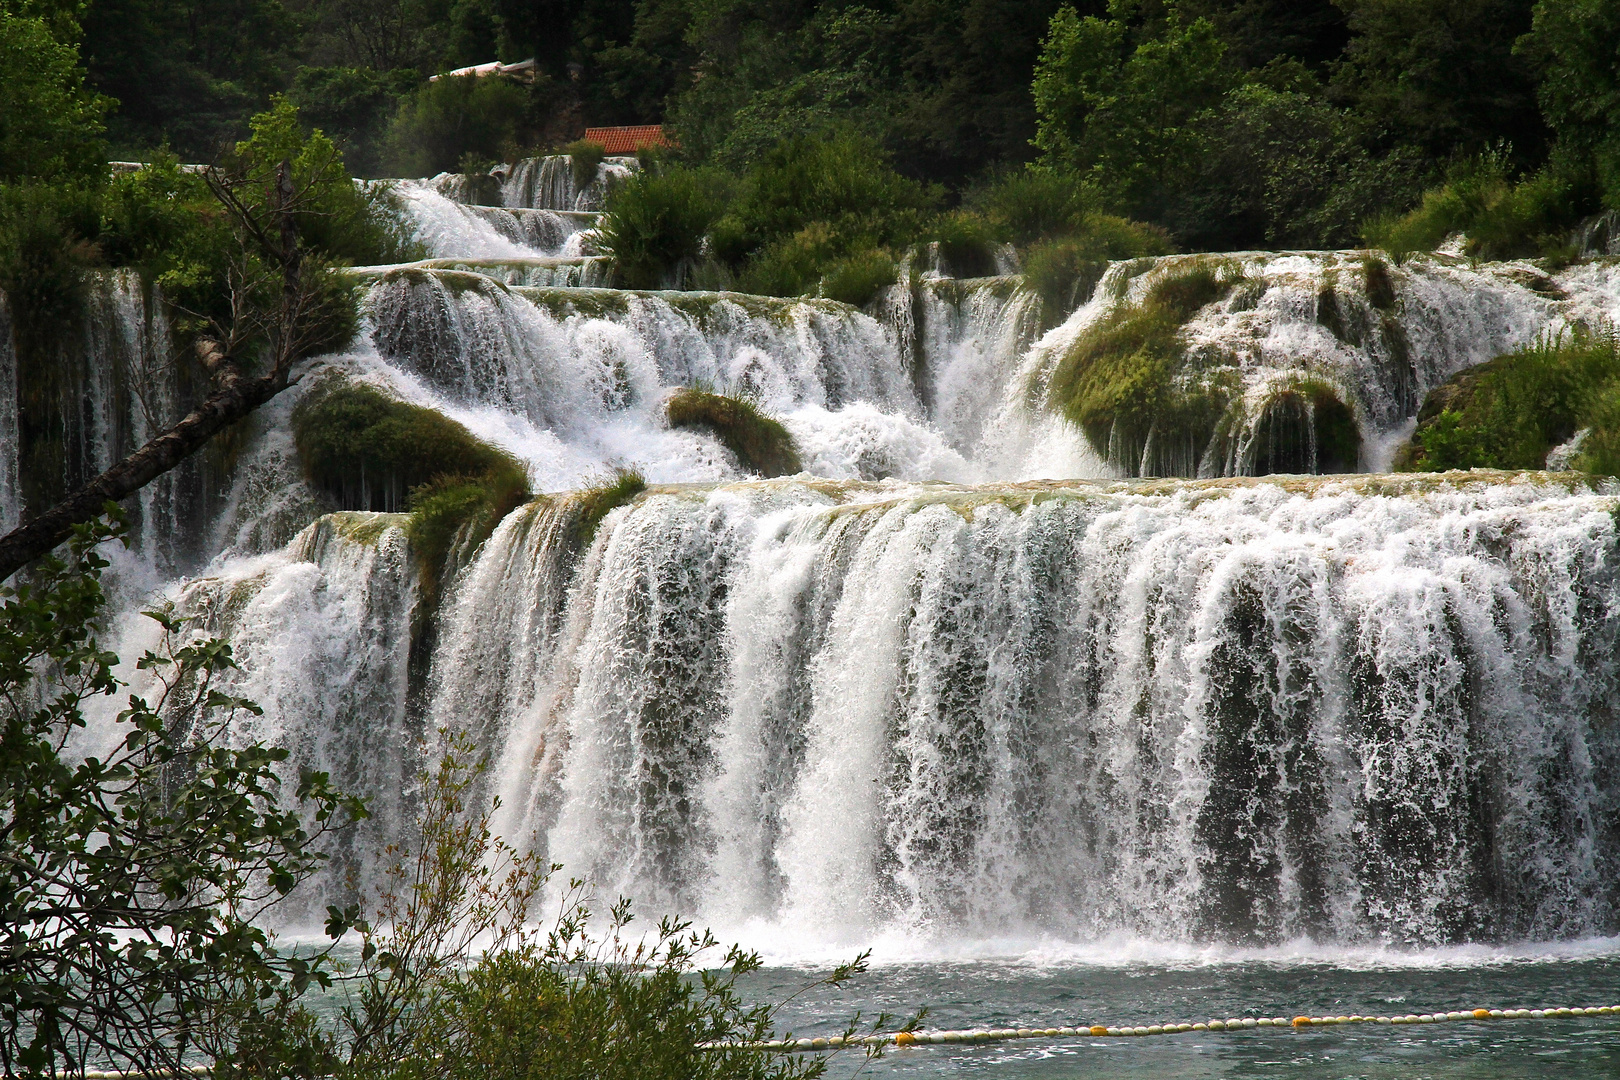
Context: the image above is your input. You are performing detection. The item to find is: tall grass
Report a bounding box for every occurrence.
[1396,331,1620,472]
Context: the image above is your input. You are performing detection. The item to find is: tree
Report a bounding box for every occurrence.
[1329,0,1546,165]
[0,514,364,1076]
[1033,3,1233,214]
[0,8,108,183]
[0,100,389,583]
[1519,0,1620,207]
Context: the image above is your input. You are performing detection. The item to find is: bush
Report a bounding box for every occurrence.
[1363,150,1597,261]
[931,210,999,277]
[1021,215,1174,324]
[719,134,938,258]
[563,138,608,192]
[1047,259,1237,470]
[821,248,898,307]
[736,224,838,298]
[666,387,802,476]
[969,168,1098,246]
[383,75,532,177]
[288,66,419,177]
[1395,332,1620,472]
[599,167,734,289]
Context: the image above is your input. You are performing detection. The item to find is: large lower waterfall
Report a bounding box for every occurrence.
[404,475,1620,946]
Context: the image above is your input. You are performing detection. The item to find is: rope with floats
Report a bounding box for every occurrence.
[714,1003,1620,1053]
[76,1003,1620,1073]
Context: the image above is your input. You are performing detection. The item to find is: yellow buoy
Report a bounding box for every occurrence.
[1293,1016,1312,1027]
[1474,1009,1491,1019]
[895,1032,916,1046]
[1090,1025,1108,1036]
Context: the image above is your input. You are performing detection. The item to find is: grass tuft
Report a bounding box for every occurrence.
[666,386,802,477]
[570,469,647,547]
[562,139,608,193]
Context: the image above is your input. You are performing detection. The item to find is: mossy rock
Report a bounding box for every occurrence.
[566,470,647,548]
[292,374,529,598]
[666,387,803,477]
[1047,258,1240,473]
[1249,381,1362,475]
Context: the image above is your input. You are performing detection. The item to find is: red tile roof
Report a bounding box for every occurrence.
[582,125,674,154]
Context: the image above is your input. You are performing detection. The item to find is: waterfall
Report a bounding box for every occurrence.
[394,181,600,259]
[109,512,425,918]
[492,155,637,211]
[427,474,1620,947]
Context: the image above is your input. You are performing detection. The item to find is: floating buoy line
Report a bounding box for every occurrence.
[709,1003,1620,1053]
[73,1004,1620,1075]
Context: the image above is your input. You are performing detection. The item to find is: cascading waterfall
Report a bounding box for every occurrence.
[34,156,1620,958]
[433,474,1620,947]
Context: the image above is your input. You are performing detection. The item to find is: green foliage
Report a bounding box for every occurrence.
[1522,0,1620,209]
[292,375,527,593]
[0,9,107,183]
[666,386,803,477]
[292,376,525,512]
[1395,332,1620,472]
[820,248,899,307]
[1047,259,1237,467]
[572,469,648,547]
[0,182,101,353]
[1331,0,1545,164]
[1172,82,1421,250]
[383,75,532,177]
[1250,380,1362,474]
[1020,214,1173,323]
[563,138,608,192]
[599,167,734,289]
[288,66,421,177]
[932,209,1000,278]
[969,167,1099,246]
[1033,6,1233,215]
[1363,148,1594,261]
[718,134,939,260]
[0,514,363,1076]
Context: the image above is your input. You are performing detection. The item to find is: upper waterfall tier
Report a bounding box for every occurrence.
[392,181,601,259]
[428,154,637,211]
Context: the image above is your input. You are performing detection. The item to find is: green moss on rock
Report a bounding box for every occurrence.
[665,387,802,477]
[1395,332,1620,473]
[1047,258,1239,473]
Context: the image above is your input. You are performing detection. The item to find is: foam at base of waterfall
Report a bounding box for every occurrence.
[428,475,1620,948]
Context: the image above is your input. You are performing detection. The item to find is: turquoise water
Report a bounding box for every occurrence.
[740,949,1620,1078]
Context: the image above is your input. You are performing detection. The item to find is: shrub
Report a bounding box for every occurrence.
[1047,259,1237,470]
[931,210,1000,277]
[572,469,647,546]
[666,387,802,476]
[1022,215,1173,324]
[821,248,898,307]
[288,66,419,177]
[720,134,938,258]
[1363,150,1596,261]
[292,377,526,513]
[1395,332,1620,472]
[598,167,734,289]
[563,138,608,192]
[383,75,531,177]
[737,224,837,298]
[969,168,1098,245]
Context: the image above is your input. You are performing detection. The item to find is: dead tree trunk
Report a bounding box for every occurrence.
[0,159,310,583]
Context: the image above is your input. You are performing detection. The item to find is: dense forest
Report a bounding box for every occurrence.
[4,1,1616,260]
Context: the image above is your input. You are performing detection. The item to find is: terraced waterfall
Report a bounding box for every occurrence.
[10,157,1620,956]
